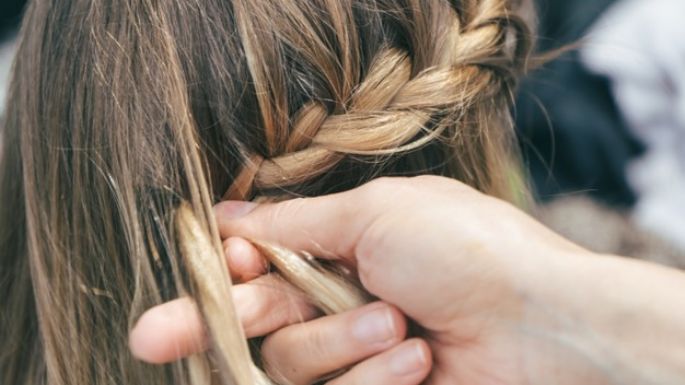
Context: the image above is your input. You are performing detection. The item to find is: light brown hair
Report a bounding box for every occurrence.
[0,0,532,384]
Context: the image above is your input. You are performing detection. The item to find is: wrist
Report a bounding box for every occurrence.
[513,249,617,384]
[521,250,685,385]
[579,255,685,385]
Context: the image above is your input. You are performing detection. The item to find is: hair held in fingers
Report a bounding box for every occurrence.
[0,1,533,384]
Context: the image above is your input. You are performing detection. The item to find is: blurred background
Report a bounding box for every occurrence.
[1,0,683,265]
[515,0,685,267]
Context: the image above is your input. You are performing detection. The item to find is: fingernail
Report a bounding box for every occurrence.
[351,306,396,345]
[218,201,258,219]
[391,343,428,376]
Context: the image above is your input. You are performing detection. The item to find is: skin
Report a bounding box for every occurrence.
[130,176,685,385]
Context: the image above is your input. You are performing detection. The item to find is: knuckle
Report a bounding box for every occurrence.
[261,324,333,383]
[260,332,293,373]
[358,176,408,200]
[413,174,472,195]
[412,174,443,184]
[285,297,317,321]
[302,326,334,362]
[361,176,432,207]
[366,176,398,189]
[361,177,408,197]
[238,296,266,330]
[240,282,278,327]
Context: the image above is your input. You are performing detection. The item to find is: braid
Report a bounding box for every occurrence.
[225,0,529,201]
[2,1,535,384]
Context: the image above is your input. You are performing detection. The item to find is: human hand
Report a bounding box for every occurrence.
[133,176,685,385]
[210,176,623,385]
[129,238,431,385]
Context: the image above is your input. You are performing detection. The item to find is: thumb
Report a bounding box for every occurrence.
[214,179,400,263]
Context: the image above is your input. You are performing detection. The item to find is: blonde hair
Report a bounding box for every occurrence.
[0,0,532,384]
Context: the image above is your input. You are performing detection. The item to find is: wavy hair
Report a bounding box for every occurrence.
[0,0,532,384]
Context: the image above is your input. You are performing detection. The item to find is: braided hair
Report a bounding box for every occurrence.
[0,1,532,384]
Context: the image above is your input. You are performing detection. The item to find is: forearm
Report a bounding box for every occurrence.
[526,252,685,385]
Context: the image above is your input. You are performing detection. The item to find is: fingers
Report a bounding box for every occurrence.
[215,176,472,263]
[129,274,318,364]
[128,296,205,364]
[261,302,407,385]
[214,179,388,261]
[223,236,268,282]
[214,176,478,319]
[326,339,432,385]
[237,275,318,338]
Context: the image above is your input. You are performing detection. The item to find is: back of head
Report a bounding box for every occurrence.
[0,1,532,384]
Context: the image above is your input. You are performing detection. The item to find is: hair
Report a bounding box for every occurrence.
[0,0,532,384]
